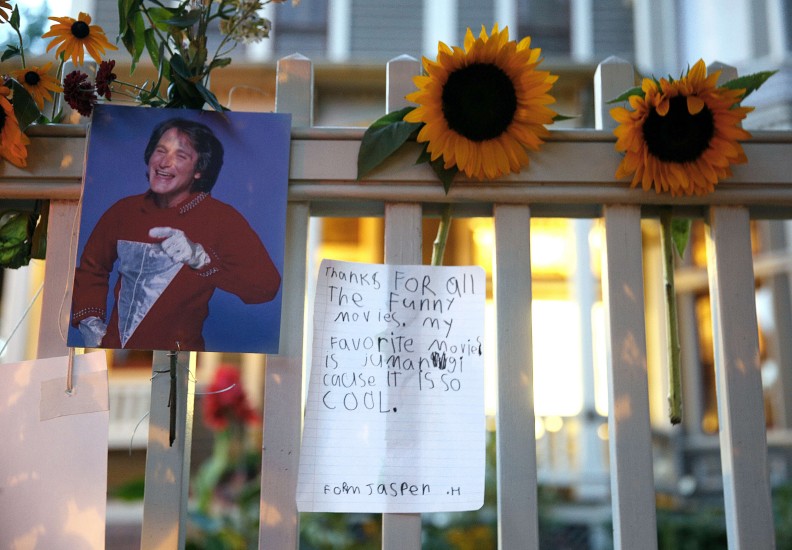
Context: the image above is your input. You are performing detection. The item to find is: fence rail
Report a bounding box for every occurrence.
[6,54,782,549]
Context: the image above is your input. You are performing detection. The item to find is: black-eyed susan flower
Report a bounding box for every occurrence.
[610,59,753,196]
[0,85,29,168]
[403,25,557,180]
[42,12,117,66]
[9,63,63,110]
[0,1,12,23]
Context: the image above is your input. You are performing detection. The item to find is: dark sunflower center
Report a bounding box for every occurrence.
[71,20,90,39]
[24,71,40,86]
[643,95,715,163]
[441,63,517,142]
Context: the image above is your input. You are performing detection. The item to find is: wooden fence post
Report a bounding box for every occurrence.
[596,56,659,550]
[493,204,538,549]
[381,54,424,550]
[706,60,775,550]
[258,53,314,550]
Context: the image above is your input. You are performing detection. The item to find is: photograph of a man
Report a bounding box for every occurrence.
[68,105,290,353]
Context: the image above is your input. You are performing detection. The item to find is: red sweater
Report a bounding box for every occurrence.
[72,191,281,350]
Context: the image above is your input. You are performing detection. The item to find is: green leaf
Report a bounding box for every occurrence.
[430,159,457,193]
[357,107,421,180]
[417,144,457,193]
[8,79,42,131]
[169,53,192,80]
[195,81,226,112]
[149,7,179,30]
[670,218,692,259]
[552,113,578,122]
[208,57,232,71]
[1,45,21,62]
[9,4,20,31]
[0,211,33,269]
[30,201,47,261]
[162,10,202,28]
[608,86,643,104]
[721,70,777,100]
[144,28,160,68]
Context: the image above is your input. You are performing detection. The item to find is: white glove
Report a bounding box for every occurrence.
[78,316,107,347]
[149,226,210,269]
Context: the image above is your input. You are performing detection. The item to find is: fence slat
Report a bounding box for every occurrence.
[705,206,775,549]
[259,203,309,549]
[36,199,79,359]
[258,54,314,550]
[380,55,423,550]
[381,202,423,550]
[494,204,539,550]
[140,350,195,550]
[601,205,658,550]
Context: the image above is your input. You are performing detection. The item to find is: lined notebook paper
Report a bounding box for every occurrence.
[297,260,486,513]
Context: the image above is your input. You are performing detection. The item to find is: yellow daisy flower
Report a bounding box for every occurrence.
[404,25,557,180]
[9,63,63,110]
[42,11,117,66]
[0,86,29,168]
[0,1,12,23]
[610,59,753,196]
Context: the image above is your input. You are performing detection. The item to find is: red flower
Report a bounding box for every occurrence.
[63,70,96,116]
[95,60,116,99]
[202,365,259,431]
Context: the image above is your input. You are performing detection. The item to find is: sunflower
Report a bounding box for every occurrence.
[610,59,753,196]
[42,12,117,66]
[9,63,63,110]
[0,86,29,168]
[403,25,557,180]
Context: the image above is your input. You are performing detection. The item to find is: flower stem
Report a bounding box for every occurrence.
[660,209,683,425]
[51,58,64,121]
[14,27,26,68]
[431,204,453,266]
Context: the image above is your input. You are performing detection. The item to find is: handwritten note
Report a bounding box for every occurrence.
[297,259,486,513]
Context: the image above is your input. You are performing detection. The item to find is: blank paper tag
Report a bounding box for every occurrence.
[40,370,109,421]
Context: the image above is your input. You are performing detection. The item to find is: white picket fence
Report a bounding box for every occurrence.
[8,54,784,549]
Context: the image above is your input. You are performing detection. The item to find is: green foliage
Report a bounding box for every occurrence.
[7,78,44,131]
[608,86,644,104]
[110,478,146,501]
[117,0,287,109]
[416,144,457,193]
[356,107,422,180]
[0,206,38,269]
[670,218,692,259]
[721,71,777,100]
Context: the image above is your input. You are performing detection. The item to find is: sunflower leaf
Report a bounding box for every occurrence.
[553,113,578,122]
[357,108,422,180]
[721,71,777,100]
[608,86,644,104]
[430,160,457,194]
[670,218,692,259]
[416,144,457,193]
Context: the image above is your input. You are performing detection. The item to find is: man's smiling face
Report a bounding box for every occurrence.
[147,127,202,208]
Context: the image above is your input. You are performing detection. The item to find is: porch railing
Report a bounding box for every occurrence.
[6,54,786,549]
